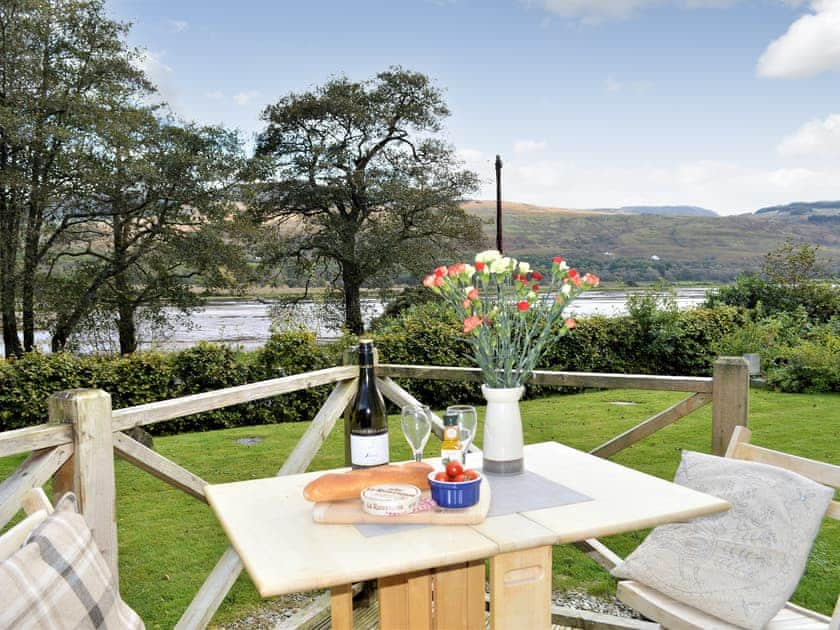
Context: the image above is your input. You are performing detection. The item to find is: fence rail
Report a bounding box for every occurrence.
[0,355,750,629]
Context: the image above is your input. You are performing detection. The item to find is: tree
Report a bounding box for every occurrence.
[252,67,483,334]
[0,0,150,356]
[43,110,246,353]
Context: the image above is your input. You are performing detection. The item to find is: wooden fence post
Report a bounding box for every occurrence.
[711,357,749,456]
[48,389,119,581]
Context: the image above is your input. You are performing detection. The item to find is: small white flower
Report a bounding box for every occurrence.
[561,283,572,296]
[557,261,569,271]
[463,263,475,276]
[528,291,537,300]
[490,256,514,274]
[518,262,530,274]
[475,249,501,263]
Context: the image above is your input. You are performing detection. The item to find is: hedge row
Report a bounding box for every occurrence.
[372,302,745,405]
[9,301,822,436]
[0,331,338,435]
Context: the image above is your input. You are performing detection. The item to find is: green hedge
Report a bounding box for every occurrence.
[372,302,745,404]
[0,331,335,435]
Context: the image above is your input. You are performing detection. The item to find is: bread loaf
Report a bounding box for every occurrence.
[303,462,433,502]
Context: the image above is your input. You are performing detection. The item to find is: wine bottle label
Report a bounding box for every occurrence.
[350,433,389,467]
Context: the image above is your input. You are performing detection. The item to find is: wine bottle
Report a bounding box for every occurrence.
[349,339,389,469]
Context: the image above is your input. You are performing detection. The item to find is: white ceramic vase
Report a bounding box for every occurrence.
[481,384,525,475]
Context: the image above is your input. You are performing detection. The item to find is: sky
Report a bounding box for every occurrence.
[110,0,840,215]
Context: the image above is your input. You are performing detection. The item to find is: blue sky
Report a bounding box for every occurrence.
[111,0,840,215]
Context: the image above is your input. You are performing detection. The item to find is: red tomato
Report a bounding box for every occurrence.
[445,461,463,478]
[452,474,466,482]
[462,469,478,481]
[434,472,448,481]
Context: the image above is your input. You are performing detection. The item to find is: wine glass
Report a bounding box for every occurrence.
[446,405,478,463]
[401,404,432,462]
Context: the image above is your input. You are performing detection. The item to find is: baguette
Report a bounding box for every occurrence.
[303,462,433,502]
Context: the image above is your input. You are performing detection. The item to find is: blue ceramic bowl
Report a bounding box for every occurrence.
[427,471,481,509]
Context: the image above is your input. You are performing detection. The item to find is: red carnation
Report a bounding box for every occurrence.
[475,261,485,271]
[552,256,564,264]
[517,300,529,312]
[531,271,543,281]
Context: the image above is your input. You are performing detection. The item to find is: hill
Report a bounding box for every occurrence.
[463,200,840,282]
[609,205,717,217]
[754,201,840,225]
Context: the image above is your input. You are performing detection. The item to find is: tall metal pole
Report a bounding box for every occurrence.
[495,154,503,254]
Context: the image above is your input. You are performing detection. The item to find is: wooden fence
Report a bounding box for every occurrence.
[0,356,749,628]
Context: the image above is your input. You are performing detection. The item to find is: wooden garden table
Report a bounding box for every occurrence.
[206,441,729,629]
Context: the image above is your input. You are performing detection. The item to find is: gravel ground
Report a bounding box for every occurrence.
[215,588,643,628]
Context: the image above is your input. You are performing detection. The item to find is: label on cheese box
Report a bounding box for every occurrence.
[361,484,421,516]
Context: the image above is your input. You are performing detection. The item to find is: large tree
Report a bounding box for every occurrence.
[0,0,150,356]
[252,67,483,334]
[43,109,246,354]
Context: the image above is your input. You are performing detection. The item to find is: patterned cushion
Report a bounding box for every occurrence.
[612,450,834,630]
[0,494,144,629]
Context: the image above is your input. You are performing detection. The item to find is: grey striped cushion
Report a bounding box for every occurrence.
[0,494,143,629]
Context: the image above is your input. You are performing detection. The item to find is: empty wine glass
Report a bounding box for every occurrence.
[446,405,478,463]
[401,404,432,462]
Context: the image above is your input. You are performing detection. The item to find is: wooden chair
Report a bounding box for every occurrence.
[0,488,54,562]
[615,426,840,630]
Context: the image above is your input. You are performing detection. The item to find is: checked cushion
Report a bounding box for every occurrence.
[0,494,144,629]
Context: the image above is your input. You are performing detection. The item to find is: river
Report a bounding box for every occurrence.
[9,288,711,355]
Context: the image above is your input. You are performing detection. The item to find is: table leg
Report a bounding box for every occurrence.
[379,569,433,629]
[434,560,485,630]
[330,583,353,630]
[489,545,552,630]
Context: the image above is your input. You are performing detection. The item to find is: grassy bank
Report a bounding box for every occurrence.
[1,388,837,628]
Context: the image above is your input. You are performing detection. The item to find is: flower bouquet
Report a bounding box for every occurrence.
[423,250,599,473]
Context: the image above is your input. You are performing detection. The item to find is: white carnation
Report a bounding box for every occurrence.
[561,283,572,296]
[557,261,569,271]
[518,262,530,274]
[490,256,514,274]
[475,249,501,263]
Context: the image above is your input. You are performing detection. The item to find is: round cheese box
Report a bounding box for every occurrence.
[361,484,421,516]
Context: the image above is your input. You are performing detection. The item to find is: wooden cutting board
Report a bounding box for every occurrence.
[312,477,491,525]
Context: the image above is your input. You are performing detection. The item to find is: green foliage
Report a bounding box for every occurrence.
[0,332,331,434]
[766,336,840,393]
[372,300,744,403]
[250,66,483,333]
[706,274,839,323]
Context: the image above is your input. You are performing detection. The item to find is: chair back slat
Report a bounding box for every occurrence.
[731,442,840,492]
[0,509,48,562]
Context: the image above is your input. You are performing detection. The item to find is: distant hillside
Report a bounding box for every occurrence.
[610,205,717,217]
[463,200,840,282]
[754,201,840,225]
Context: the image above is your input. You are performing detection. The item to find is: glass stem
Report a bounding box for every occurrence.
[414,452,422,462]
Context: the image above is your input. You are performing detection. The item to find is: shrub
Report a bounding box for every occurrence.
[706,274,839,323]
[766,335,840,393]
[0,331,333,435]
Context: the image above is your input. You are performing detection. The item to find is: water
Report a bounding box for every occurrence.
[4,288,711,355]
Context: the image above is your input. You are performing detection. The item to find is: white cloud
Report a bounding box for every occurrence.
[605,76,622,93]
[135,50,182,112]
[468,156,840,214]
[166,19,189,33]
[757,0,840,78]
[525,0,739,22]
[778,113,840,158]
[204,90,225,100]
[514,139,547,153]
[233,90,260,106]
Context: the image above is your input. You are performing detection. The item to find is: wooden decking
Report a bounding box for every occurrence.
[307,599,577,629]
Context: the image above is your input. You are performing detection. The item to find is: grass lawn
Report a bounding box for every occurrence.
[1,387,837,628]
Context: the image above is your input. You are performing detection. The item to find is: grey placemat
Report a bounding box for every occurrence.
[354,469,592,538]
